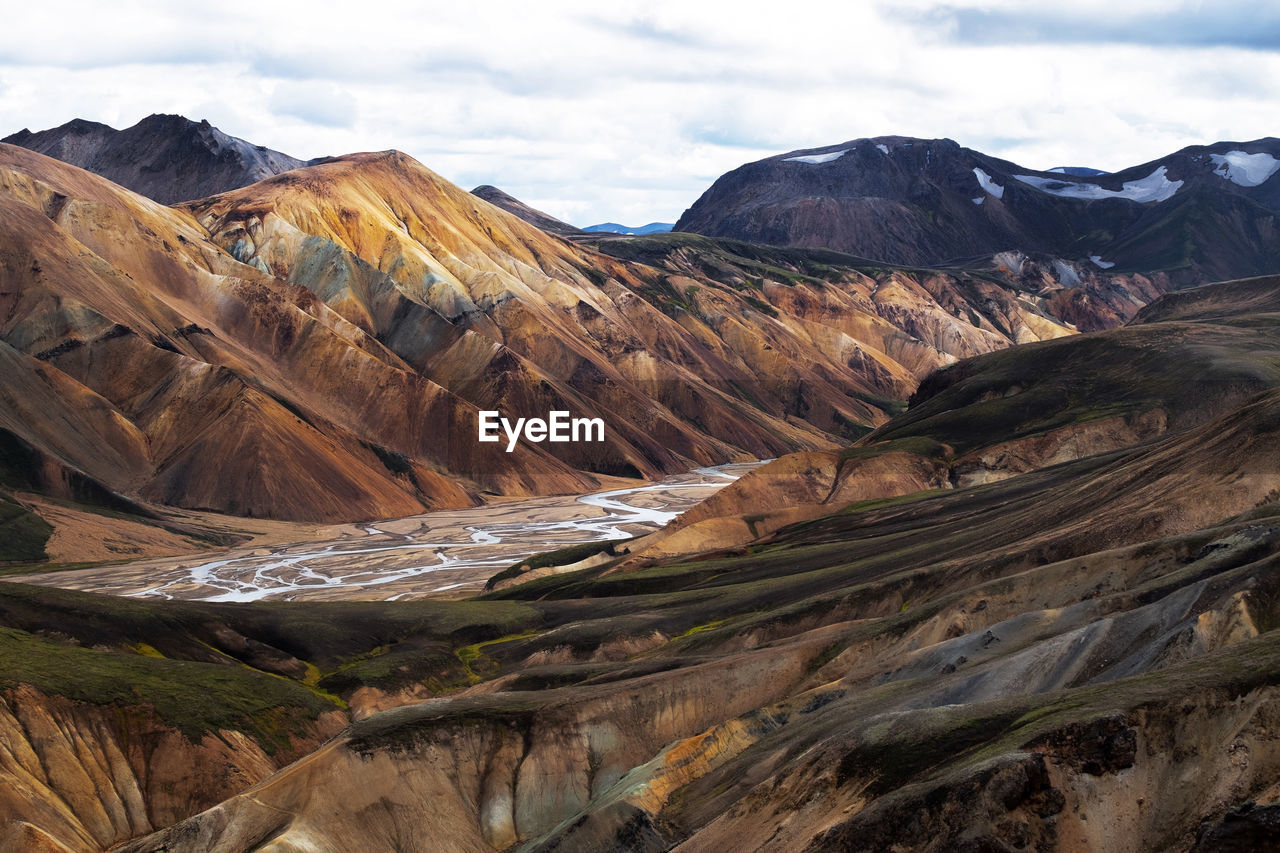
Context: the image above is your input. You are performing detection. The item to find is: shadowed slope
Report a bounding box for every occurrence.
[627,274,1280,562]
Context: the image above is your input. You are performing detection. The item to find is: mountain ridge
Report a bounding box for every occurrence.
[675,134,1280,282]
[0,116,1179,572]
[2,114,313,204]
[0,138,1110,546]
[469,184,585,238]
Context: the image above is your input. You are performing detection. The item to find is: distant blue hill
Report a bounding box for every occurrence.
[583,222,674,235]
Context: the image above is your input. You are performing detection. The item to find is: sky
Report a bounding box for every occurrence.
[2,0,1279,226]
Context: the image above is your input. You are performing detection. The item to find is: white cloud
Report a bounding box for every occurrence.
[269,82,358,129]
[1,0,1279,225]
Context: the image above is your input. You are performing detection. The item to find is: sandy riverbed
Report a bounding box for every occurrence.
[7,463,762,602]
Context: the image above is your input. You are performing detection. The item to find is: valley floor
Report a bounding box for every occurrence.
[4,463,762,603]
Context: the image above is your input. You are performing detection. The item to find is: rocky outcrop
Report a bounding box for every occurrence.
[0,685,344,853]
[119,642,819,853]
[949,409,1168,488]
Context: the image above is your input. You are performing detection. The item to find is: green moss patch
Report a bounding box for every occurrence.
[0,626,334,750]
[0,495,52,563]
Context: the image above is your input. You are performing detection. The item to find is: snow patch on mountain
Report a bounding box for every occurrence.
[785,149,851,164]
[1210,151,1280,187]
[877,143,889,155]
[1048,166,1109,177]
[973,168,1004,199]
[993,250,1026,275]
[1053,260,1082,287]
[1090,255,1116,269]
[1014,166,1181,203]
[972,197,984,205]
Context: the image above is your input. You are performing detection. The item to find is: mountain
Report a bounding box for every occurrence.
[3,136,1150,552]
[0,142,581,527]
[674,135,1280,283]
[182,151,869,474]
[469,185,585,238]
[2,114,308,204]
[8,121,1257,849]
[185,153,1117,473]
[15,274,1277,853]
[583,222,674,235]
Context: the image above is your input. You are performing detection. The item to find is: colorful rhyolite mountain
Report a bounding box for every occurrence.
[3,116,1280,853]
[4,275,1279,853]
[0,117,1167,546]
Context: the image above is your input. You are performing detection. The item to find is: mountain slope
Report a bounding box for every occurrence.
[2,115,307,204]
[186,152,1107,476]
[469,185,585,238]
[185,151,847,475]
[97,276,1280,853]
[0,142,587,524]
[0,140,1092,539]
[675,135,1280,282]
[625,273,1280,561]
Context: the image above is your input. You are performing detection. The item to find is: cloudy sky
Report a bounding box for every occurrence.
[2,0,1278,225]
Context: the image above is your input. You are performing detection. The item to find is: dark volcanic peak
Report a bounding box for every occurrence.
[675,135,1280,282]
[470,184,585,237]
[2,114,309,204]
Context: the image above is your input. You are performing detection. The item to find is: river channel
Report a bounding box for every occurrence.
[10,462,763,602]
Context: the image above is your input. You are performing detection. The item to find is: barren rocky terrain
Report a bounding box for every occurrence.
[2,275,1279,852]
